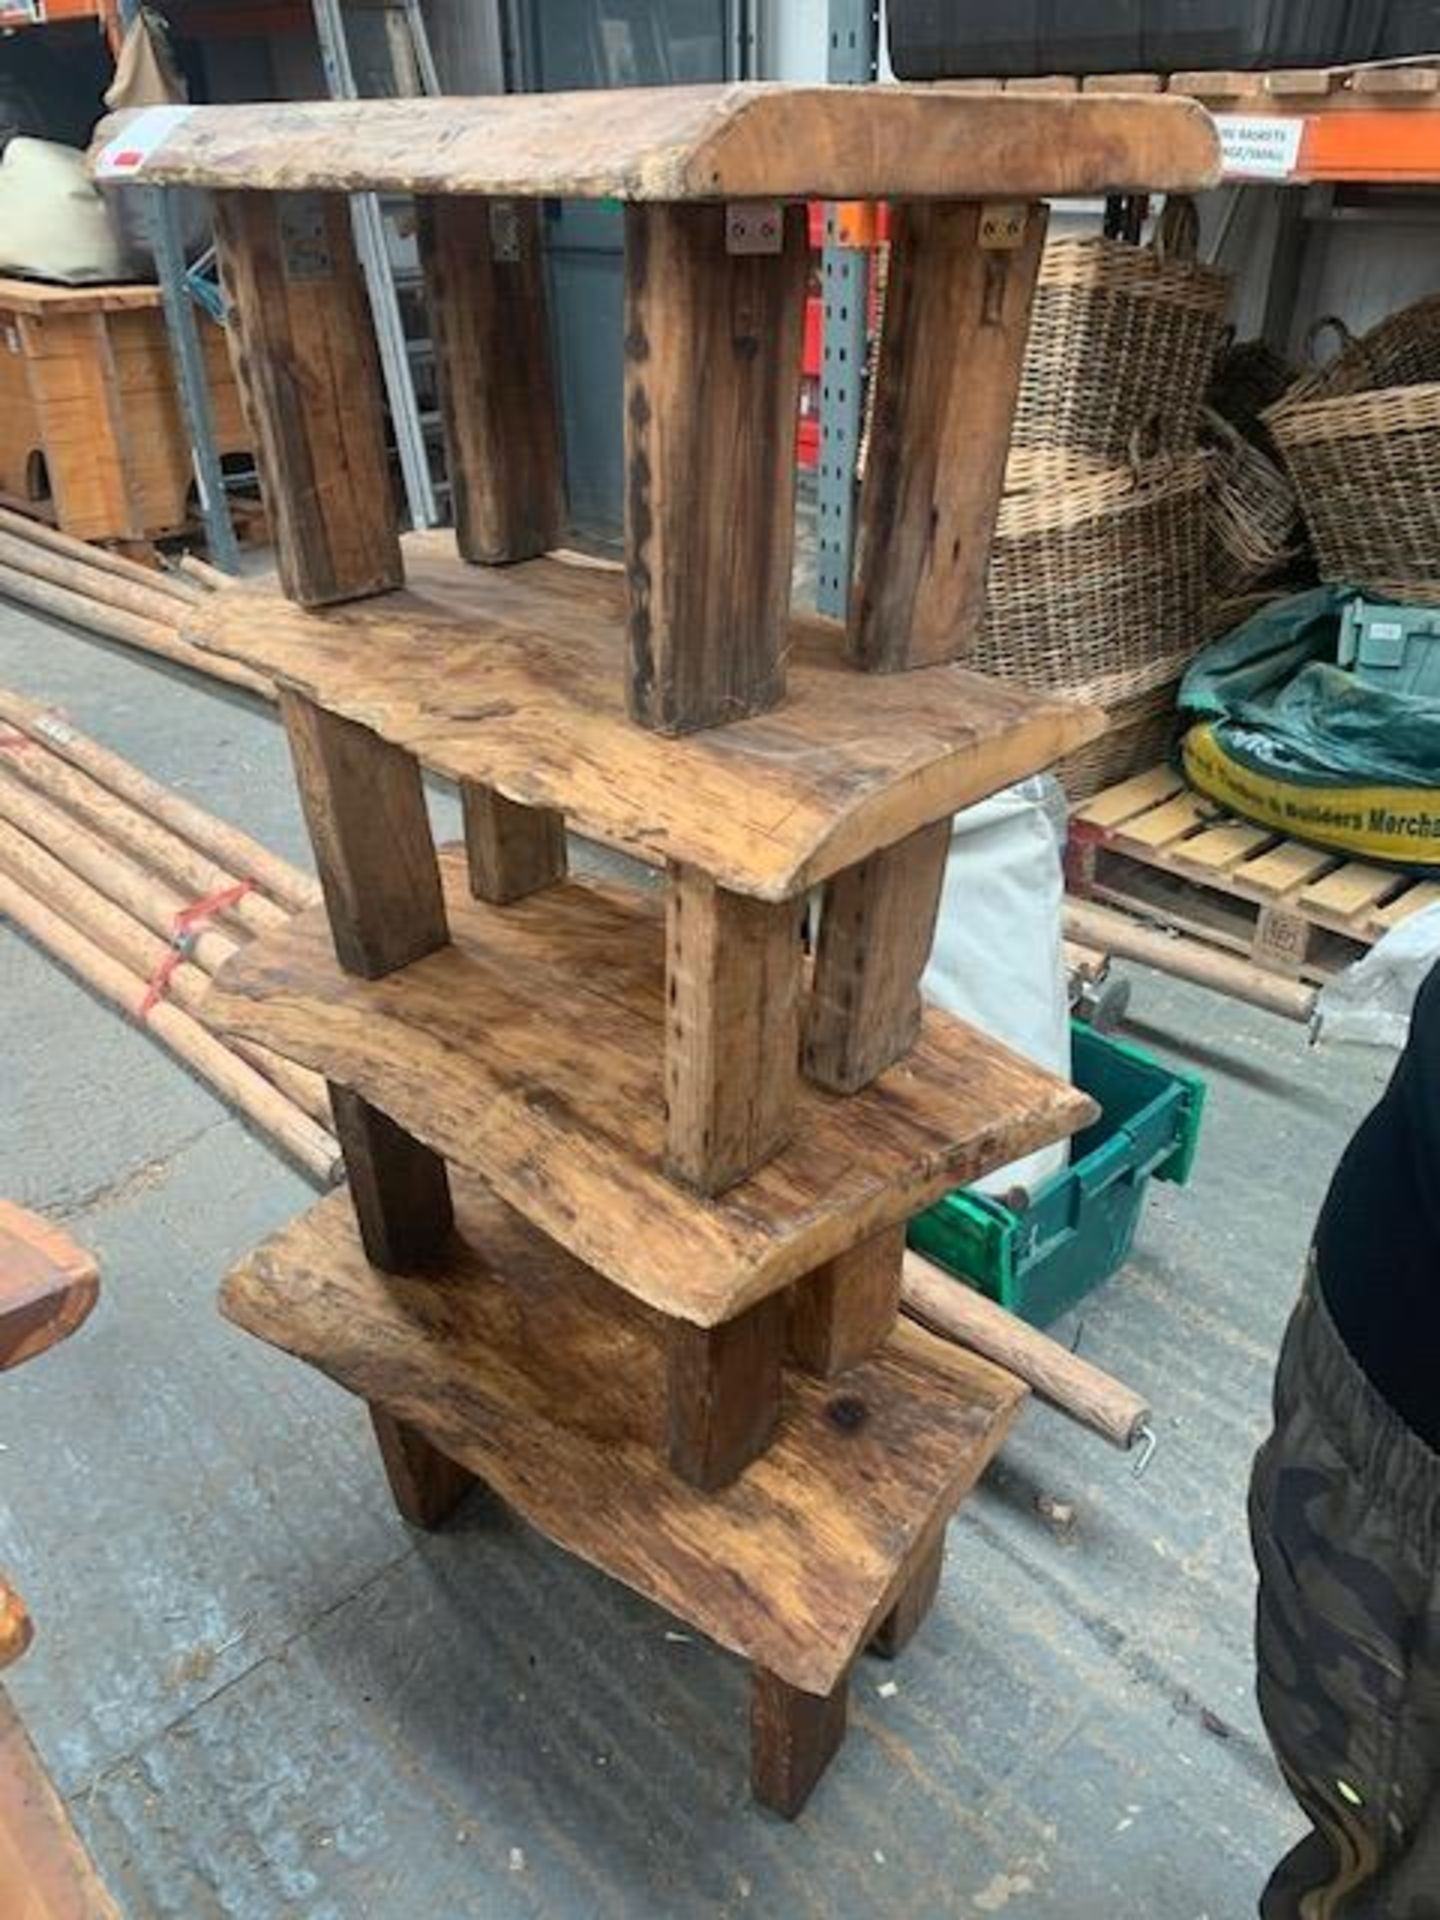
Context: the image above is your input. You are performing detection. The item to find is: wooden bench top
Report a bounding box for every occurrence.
[184,542,1102,902]
[222,1168,1027,1696]
[209,854,1095,1328]
[0,278,160,319]
[91,84,1220,200]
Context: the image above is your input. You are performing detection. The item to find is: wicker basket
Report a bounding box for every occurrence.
[1201,407,1299,600]
[1207,335,1295,447]
[1265,300,1440,604]
[1011,201,1231,472]
[1057,681,1182,805]
[977,453,1210,693]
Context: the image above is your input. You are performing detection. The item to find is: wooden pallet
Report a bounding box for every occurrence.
[939,61,1440,105]
[1069,766,1440,985]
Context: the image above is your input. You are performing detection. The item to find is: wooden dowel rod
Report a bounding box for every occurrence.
[0,870,340,1185]
[0,530,197,629]
[901,1250,1151,1452]
[176,552,230,592]
[0,744,285,937]
[1063,898,1318,1025]
[0,506,205,603]
[0,564,274,701]
[0,818,330,1129]
[0,770,239,976]
[0,686,317,914]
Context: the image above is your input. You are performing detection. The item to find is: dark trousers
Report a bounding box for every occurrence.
[1250,1267,1440,1917]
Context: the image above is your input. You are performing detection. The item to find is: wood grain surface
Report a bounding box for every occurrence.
[220,1169,1027,1696]
[183,541,1101,901]
[208,851,1095,1327]
[0,1694,120,1918]
[0,1203,98,1373]
[92,87,1221,200]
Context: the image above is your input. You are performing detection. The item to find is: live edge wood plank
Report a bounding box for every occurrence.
[0,1693,121,1920]
[0,1202,98,1373]
[624,202,807,732]
[207,852,1095,1329]
[416,196,563,565]
[92,86,1222,200]
[212,192,401,608]
[220,1169,1028,1697]
[183,542,1103,903]
[850,200,1046,672]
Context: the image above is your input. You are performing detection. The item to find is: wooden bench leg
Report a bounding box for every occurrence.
[788,1225,905,1378]
[869,1526,947,1660]
[751,1665,849,1818]
[213,190,402,608]
[849,198,1045,670]
[804,819,951,1094]
[666,1293,787,1492]
[461,782,566,905]
[370,1407,475,1530]
[417,195,564,564]
[329,1087,453,1272]
[279,688,449,980]
[664,865,803,1196]
[624,201,809,734]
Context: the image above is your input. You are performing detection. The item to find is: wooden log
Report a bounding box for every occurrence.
[663,865,803,1196]
[0,870,341,1185]
[0,770,241,977]
[176,552,231,591]
[902,1250,1151,1451]
[0,1579,32,1671]
[369,1407,476,1529]
[0,818,332,1129]
[0,687,317,913]
[0,562,273,699]
[0,508,204,604]
[0,1201,98,1374]
[804,818,950,1095]
[0,742,286,938]
[0,530,199,630]
[279,689,448,978]
[788,1224,905,1378]
[750,1665,849,1818]
[1062,897,1318,1025]
[869,1525,945,1659]
[328,1086,454,1272]
[850,199,1046,671]
[417,196,564,564]
[624,201,808,734]
[460,782,566,905]
[665,1292,786,1491]
[0,1691,122,1919]
[212,190,402,608]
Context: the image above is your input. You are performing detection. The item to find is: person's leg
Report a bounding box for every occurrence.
[1250,1268,1440,1918]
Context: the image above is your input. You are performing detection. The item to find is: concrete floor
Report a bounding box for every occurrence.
[0,600,1392,1919]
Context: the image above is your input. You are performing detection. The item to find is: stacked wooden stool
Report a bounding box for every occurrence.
[93,83,1218,1813]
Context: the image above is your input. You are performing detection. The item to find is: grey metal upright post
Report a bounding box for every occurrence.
[115,0,240,572]
[815,0,878,620]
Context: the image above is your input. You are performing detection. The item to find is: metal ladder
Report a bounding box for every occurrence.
[310,0,441,530]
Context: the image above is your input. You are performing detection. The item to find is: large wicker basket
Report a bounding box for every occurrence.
[976,453,1210,694]
[1201,407,1299,601]
[1011,202,1230,473]
[1265,299,1440,604]
[1057,681,1182,806]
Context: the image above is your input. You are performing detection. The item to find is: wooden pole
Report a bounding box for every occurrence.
[0,563,273,701]
[0,869,340,1185]
[0,819,331,1130]
[901,1251,1151,1453]
[0,530,199,630]
[1063,898,1319,1024]
[176,552,230,592]
[0,745,286,937]
[0,687,318,914]
[0,770,239,976]
[0,506,206,604]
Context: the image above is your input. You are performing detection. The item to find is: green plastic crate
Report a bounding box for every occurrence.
[908,1023,1206,1328]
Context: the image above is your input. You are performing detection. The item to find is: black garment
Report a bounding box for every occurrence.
[1251,1270,1440,1918]
[1316,959,1440,1452]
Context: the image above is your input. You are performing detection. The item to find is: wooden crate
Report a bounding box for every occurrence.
[1069,765,1440,984]
[103,81,1219,1814]
[0,277,250,544]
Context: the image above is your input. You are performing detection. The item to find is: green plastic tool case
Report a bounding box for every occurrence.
[909,1024,1205,1328]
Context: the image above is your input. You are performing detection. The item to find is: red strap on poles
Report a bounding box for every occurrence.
[137,878,256,1021]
